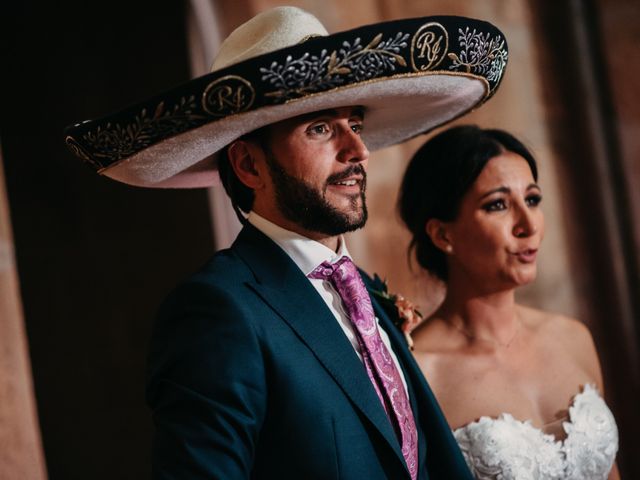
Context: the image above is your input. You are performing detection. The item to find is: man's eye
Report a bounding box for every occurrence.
[351,123,363,134]
[308,124,329,135]
[482,199,507,212]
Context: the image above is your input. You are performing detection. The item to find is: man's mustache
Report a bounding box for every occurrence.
[326,164,367,185]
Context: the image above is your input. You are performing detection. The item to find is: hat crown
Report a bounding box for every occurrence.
[211,6,328,71]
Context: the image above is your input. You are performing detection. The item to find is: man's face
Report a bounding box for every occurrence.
[257,106,370,238]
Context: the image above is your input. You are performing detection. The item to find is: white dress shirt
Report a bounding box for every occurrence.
[248,212,409,393]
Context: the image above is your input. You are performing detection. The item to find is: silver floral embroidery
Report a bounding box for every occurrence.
[260,32,409,101]
[79,96,207,164]
[448,27,508,88]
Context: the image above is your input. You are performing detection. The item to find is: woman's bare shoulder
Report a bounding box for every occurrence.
[518,304,589,336]
[518,305,603,386]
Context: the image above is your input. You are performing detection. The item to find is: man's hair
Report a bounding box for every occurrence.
[217,127,269,213]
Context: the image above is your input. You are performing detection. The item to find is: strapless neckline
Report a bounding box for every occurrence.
[453,384,618,480]
[454,384,588,442]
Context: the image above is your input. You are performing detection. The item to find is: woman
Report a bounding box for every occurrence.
[398,125,619,479]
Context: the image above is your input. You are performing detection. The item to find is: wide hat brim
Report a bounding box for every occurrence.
[64,15,508,188]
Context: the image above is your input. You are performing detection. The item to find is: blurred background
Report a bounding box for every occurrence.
[1,0,638,478]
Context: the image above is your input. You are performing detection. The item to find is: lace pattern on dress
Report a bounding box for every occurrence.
[453,384,618,480]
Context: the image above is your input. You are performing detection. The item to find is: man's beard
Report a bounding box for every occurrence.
[264,153,368,236]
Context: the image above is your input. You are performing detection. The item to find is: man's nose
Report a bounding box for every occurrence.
[337,127,370,164]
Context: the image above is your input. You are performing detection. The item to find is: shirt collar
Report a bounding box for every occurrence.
[248,211,351,276]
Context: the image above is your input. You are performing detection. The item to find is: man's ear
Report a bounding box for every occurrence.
[425,218,454,254]
[227,140,265,190]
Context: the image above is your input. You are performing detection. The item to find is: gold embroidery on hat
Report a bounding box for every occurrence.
[74,96,206,165]
[410,22,448,72]
[100,69,493,175]
[202,75,255,117]
[65,136,103,169]
[297,34,323,44]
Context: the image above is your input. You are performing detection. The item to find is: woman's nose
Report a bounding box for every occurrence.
[513,206,538,238]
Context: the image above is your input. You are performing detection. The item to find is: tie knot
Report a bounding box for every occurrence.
[308,256,354,281]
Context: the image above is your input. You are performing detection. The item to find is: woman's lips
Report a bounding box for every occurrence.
[513,249,538,263]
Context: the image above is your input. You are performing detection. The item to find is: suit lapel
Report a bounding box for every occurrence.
[232,226,406,469]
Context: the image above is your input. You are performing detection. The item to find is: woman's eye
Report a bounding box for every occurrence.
[526,194,542,207]
[482,199,507,212]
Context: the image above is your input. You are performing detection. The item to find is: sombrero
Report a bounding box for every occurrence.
[64,6,508,188]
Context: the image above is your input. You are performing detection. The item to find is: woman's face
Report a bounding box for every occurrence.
[444,151,544,290]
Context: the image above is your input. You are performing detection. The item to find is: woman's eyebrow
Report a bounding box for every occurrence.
[479,186,510,199]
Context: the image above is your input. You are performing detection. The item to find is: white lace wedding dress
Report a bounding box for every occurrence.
[453,384,618,479]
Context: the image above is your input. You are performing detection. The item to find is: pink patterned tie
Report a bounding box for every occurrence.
[309,256,418,480]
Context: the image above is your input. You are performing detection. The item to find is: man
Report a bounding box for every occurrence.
[64,7,509,479]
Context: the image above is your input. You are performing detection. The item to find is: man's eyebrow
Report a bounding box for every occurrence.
[350,106,365,119]
[295,107,365,123]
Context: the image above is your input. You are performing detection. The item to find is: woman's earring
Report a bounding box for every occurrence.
[445,245,453,254]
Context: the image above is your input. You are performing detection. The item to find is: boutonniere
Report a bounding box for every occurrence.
[370,274,423,350]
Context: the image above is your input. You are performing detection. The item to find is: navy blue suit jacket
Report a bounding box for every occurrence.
[146,224,472,479]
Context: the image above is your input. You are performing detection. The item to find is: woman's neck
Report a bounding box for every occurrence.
[438,272,520,348]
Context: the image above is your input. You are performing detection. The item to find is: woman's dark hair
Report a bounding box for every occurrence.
[398,125,538,281]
